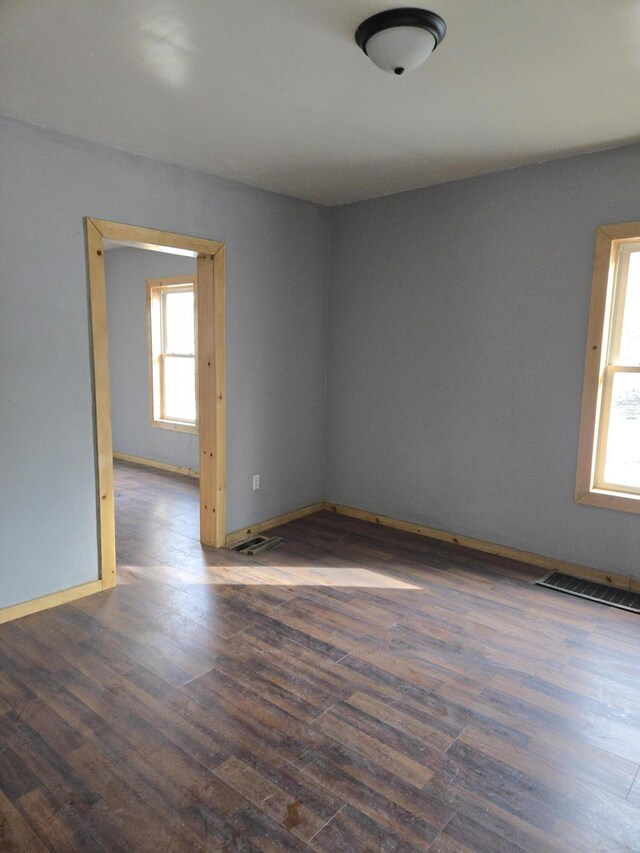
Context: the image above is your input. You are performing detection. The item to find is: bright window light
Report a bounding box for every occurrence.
[597,247,640,492]
[148,278,197,432]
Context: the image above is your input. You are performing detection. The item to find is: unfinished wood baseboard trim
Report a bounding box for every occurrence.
[113,452,198,479]
[323,502,640,593]
[226,502,324,547]
[0,580,104,625]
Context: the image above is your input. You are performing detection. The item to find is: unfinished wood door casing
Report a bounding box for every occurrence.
[197,249,226,547]
[87,220,226,587]
[86,218,116,590]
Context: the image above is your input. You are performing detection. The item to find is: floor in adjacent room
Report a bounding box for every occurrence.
[1,460,640,851]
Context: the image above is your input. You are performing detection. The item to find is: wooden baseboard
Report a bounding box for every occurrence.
[6,498,634,625]
[113,452,198,479]
[0,579,104,625]
[323,502,640,593]
[226,502,324,547]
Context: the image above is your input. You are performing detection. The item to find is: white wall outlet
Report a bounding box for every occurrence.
[252,474,260,490]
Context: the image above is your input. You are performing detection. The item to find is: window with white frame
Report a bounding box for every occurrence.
[147,276,197,433]
[577,224,640,512]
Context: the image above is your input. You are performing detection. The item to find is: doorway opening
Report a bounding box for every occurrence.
[85,218,226,591]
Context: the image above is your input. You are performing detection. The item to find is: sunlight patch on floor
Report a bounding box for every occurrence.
[194,566,422,589]
[120,562,422,589]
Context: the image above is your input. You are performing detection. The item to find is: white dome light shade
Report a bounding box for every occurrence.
[365,26,436,75]
[355,8,446,76]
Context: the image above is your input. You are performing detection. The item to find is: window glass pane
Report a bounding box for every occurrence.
[618,251,640,366]
[603,372,640,489]
[164,290,194,354]
[163,356,196,422]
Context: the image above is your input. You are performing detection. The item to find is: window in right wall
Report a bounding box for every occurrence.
[576,221,640,513]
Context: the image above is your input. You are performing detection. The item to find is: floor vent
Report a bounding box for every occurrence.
[232,536,283,555]
[536,571,640,613]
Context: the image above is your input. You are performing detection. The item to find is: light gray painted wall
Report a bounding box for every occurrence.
[105,247,198,472]
[326,144,640,580]
[3,113,639,612]
[0,116,329,609]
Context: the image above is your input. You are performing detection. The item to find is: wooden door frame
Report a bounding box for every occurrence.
[85,218,227,591]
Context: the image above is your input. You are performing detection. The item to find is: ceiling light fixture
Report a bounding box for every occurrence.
[355,7,446,75]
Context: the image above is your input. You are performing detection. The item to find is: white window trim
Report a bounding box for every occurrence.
[576,222,640,514]
[147,275,198,435]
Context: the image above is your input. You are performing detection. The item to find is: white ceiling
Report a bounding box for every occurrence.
[2,1,640,206]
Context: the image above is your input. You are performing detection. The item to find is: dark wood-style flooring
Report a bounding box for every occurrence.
[1,460,640,851]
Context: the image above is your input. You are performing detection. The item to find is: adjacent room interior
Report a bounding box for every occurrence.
[106,241,202,581]
[1,2,640,850]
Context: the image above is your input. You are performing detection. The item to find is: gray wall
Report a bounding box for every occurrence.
[326,144,640,580]
[105,247,198,472]
[0,116,329,608]
[3,112,640,611]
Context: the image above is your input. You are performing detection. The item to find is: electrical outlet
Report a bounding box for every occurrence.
[252,474,260,490]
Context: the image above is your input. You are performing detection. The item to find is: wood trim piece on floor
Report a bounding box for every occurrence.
[113,452,199,479]
[0,580,104,626]
[226,502,324,547]
[324,502,640,593]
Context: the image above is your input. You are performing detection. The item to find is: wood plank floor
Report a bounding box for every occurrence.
[2,460,640,851]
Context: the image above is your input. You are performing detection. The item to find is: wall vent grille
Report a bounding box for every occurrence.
[536,571,640,613]
[232,536,283,555]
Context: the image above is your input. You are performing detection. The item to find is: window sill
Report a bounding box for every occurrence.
[150,419,198,435]
[576,488,640,515]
